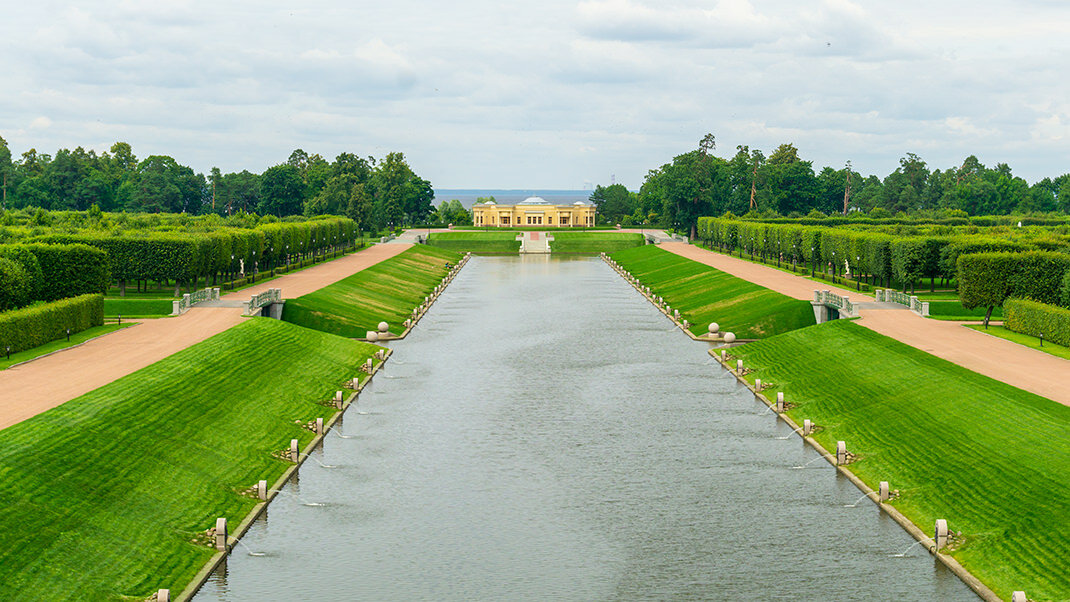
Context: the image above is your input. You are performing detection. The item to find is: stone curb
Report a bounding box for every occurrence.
[708,348,1001,602]
[176,348,393,601]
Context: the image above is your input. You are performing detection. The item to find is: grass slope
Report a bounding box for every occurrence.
[427,231,520,254]
[104,298,175,317]
[610,245,816,339]
[549,232,644,254]
[731,320,1070,600]
[282,244,461,337]
[0,318,381,600]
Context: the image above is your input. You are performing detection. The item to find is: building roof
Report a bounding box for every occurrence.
[517,196,553,205]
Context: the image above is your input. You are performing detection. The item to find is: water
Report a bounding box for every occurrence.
[195,256,977,601]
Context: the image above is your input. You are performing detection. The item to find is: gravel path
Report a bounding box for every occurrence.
[0,244,411,430]
[661,242,1070,407]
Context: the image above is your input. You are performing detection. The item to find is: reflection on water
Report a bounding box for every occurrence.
[195,256,977,601]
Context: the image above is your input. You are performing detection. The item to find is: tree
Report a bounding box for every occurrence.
[0,135,11,210]
[258,164,306,216]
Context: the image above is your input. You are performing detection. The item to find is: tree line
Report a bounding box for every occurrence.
[602,134,1070,237]
[0,136,434,232]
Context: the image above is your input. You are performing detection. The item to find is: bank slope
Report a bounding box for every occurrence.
[731,320,1069,601]
[427,232,520,255]
[549,232,644,254]
[0,318,382,601]
[282,245,461,337]
[610,245,816,338]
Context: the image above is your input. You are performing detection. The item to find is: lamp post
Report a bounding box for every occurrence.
[856,255,861,291]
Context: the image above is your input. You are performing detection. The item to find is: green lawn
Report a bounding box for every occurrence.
[966,324,1070,361]
[609,245,816,339]
[427,232,520,254]
[104,298,175,317]
[926,300,1003,321]
[549,232,644,254]
[282,245,461,337]
[731,320,1070,601]
[0,323,135,370]
[0,318,382,600]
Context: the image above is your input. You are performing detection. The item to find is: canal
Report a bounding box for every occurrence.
[195,256,977,600]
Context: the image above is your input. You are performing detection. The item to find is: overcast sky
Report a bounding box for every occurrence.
[2,0,1068,190]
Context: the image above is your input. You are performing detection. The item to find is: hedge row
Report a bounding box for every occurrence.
[1004,298,1070,347]
[1062,271,1070,309]
[33,216,357,289]
[0,293,104,354]
[958,251,1070,324]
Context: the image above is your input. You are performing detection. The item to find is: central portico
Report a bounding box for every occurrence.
[471,196,595,227]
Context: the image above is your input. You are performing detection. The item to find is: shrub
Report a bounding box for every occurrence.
[958,251,1070,326]
[0,293,104,354]
[0,257,33,311]
[1062,270,1070,309]
[21,243,109,301]
[939,237,1031,281]
[0,245,43,302]
[1004,298,1070,347]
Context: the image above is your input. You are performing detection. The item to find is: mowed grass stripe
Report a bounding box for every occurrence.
[731,320,1070,600]
[610,245,815,339]
[0,318,381,600]
[548,232,644,254]
[282,245,461,337]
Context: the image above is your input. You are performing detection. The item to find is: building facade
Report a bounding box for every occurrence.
[471,196,596,227]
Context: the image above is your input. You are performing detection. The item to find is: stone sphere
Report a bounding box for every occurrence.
[708,322,719,334]
[366,331,379,342]
[378,321,389,333]
[723,332,736,344]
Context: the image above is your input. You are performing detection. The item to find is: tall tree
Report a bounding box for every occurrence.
[258,164,306,217]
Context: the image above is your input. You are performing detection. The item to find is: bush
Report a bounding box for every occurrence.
[1062,270,1070,309]
[0,293,104,354]
[21,243,109,301]
[0,245,43,303]
[958,251,1070,325]
[1004,298,1070,347]
[0,257,34,311]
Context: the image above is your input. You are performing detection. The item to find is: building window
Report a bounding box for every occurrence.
[501,215,510,225]
[560,215,569,226]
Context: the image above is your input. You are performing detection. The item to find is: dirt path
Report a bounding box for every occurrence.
[0,243,412,431]
[660,242,1070,407]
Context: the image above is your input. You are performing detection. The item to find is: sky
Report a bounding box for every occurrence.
[1,0,1068,190]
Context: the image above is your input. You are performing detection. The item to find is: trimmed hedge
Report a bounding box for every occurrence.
[0,293,104,354]
[1004,298,1070,347]
[0,245,43,308]
[958,251,1070,325]
[0,258,34,311]
[21,243,109,301]
[1062,271,1070,309]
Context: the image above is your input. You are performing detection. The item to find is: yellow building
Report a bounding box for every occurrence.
[471,196,596,227]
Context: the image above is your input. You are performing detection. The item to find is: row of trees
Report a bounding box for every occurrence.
[0,136,433,232]
[636,134,1070,237]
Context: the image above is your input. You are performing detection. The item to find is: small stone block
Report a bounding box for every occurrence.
[215,517,228,551]
[755,378,762,391]
[315,417,324,435]
[736,359,743,374]
[803,419,812,436]
[289,439,299,463]
[878,481,889,502]
[836,440,847,464]
[1011,592,1027,602]
[334,390,344,402]
[720,350,726,361]
[157,589,170,602]
[934,519,948,549]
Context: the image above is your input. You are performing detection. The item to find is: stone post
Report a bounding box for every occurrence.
[720,350,726,362]
[803,419,812,436]
[836,440,847,465]
[776,392,785,413]
[1011,592,1027,602]
[214,517,228,551]
[736,359,743,374]
[755,378,762,392]
[878,481,889,502]
[289,439,299,463]
[157,589,170,602]
[934,519,948,550]
[257,479,268,500]
[365,358,374,373]
[315,417,324,435]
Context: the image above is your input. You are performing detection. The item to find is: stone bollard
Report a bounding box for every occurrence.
[934,519,948,550]
[736,359,744,374]
[720,350,727,362]
[289,439,299,463]
[349,377,360,390]
[315,417,324,435]
[755,378,762,391]
[334,389,344,402]
[803,419,812,436]
[366,331,379,342]
[378,321,389,333]
[879,481,889,502]
[1011,592,1027,602]
[723,332,736,344]
[215,517,228,551]
[683,320,690,329]
[674,309,680,320]
[257,479,268,500]
[836,440,847,464]
[708,322,719,335]
[157,589,170,602]
[404,318,411,328]
[776,392,785,413]
[365,358,374,373]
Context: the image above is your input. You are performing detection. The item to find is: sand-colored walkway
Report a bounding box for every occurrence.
[0,243,411,430]
[660,242,1070,407]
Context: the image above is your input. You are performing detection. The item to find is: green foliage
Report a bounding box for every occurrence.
[0,293,103,354]
[0,319,382,599]
[427,231,521,255]
[732,320,1070,600]
[283,245,460,337]
[1004,298,1070,347]
[21,243,109,301]
[958,251,1070,313]
[103,298,174,317]
[1062,270,1070,309]
[609,245,815,338]
[0,257,33,310]
[890,237,946,291]
[939,236,1031,280]
[548,232,644,254]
